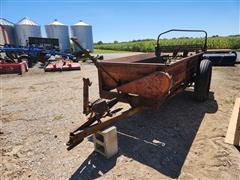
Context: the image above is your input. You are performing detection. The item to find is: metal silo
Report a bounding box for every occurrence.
[15,17,41,46]
[71,20,93,52]
[0,18,16,45]
[45,19,70,52]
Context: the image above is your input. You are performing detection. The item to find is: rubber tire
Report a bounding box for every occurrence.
[194,59,212,102]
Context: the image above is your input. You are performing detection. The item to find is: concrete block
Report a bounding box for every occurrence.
[93,126,118,158]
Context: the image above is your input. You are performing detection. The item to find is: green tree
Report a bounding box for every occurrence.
[97,41,103,45]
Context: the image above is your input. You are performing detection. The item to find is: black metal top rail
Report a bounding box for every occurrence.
[156,29,208,51]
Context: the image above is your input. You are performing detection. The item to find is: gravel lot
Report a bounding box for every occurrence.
[1,53,240,179]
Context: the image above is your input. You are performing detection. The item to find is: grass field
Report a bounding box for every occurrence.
[95,35,240,52]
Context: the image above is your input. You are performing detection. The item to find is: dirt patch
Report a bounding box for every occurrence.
[1,57,240,179]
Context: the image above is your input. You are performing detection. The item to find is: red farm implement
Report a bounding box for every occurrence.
[67,29,213,150]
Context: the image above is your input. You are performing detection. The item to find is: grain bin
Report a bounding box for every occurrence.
[71,20,93,52]
[45,19,70,52]
[0,18,16,45]
[15,17,41,46]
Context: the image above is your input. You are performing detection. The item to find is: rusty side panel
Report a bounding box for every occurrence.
[186,55,200,82]
[117,71,171,98]
[98,53,202,90]
[98,64,162,89]
[165,62,186,86]
[98,52,203,97]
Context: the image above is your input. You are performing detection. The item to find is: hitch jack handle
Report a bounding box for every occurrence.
[83,78,92,115]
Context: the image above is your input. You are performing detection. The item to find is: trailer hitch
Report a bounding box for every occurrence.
[66,78,120,150]
[66,39,124,150]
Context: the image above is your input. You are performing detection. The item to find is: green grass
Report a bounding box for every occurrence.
[93,49,131,54]
[95,35,240,52]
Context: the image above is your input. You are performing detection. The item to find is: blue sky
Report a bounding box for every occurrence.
[1,0,239,43]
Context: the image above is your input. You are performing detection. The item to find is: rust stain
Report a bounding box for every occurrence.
[117,72,171,98]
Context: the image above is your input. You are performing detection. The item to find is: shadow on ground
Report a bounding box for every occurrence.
[70,90,218,179]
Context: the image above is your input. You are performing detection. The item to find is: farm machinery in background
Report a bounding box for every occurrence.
[0,35,103,75]
[203,50,237,66]
[0,43,80,74]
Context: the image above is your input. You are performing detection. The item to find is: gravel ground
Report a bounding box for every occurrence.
[1,53,240,179]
